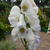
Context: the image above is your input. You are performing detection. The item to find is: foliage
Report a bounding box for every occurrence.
[0,2,11,24]
[7,0,22,6]
[0,22,12,31]
[0,29,5,40]
[43,6,50,18]
[38,8,49,32]
[0,2,12,40]
[0,21,12,40]
[0,2,12,24]
[0,2,11,16]
[0,40,16,50]
[0,1,12,39]
[34,0,50,7]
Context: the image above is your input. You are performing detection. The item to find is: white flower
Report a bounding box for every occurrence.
[28,30,40,50]
[8,6,21,27]
[31,23,41,32]
[21,0,33,14]
[26,28,36,41]
[11,14,26,41]
[23,7,39,26]
[25,15,40,32]
[33,7,38,14]
[8,16,19,27]
[21,0,38,15]
[20,0,39,29]
[30,18,41,32]
[17,14,26,28]
[29,0,38,14]
[10,5,20,17]
[11,26,36,41]
[25,14,38,24]
[28,38,40,50]
[11,27,19,41]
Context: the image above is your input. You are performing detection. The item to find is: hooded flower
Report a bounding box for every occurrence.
[11,27,19,41]
[8,6,20,27]
[11,13,36,41]
[8,0,41,50]
[24,14,41,32]
[17,14,26,28]
[29,0,38,14]
[10,6,20,16]
[11,14,26,41]
[11,26,36,41]
[21,0,33,14]
[26,28,36,41]
[20,0,39,30]
[21,0,38,15]
[30,17,41,32]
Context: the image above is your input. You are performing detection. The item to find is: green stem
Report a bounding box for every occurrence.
[21,38,28,50]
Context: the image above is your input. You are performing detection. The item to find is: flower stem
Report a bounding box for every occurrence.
[21,38,28,50]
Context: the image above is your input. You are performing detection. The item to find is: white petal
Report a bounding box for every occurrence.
[26,16,41,32]
[32,18,41,32]
[28,40,35,50]
[32,39,40,50]
[30,18,41,32]
[21,0,38,15]
[8,5,21,27]
[33,7,38,14]
[16,27,27,39]
[21,0,33,14]
[29,0,38,14]
[10,5,20,16]
[25,14,39,29]
[17,14,26,28]
[31,24,41,32]
[11,27,19,41]
[8,16,19,27]
[26,28,36,41]
[29,0,36,7]
[35,35,40,39]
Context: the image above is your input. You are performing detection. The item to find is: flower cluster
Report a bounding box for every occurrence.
[8,0,41,50]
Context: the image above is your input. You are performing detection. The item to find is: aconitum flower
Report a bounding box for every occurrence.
[8,0,41,50]
[10,6,20,17]
[17,14,26,28]
[8,6,20,27]
[29,0,38,14]
[21,0,33,14]
[21,0,38,15]
[30,18,41,32]
[20,0,39,29]
[11,26,36,42]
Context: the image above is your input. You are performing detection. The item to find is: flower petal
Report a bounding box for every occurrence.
[11,27,19,41]
[26,28,36,41]
[8,5,21,27]
[21,0,33,14]
[10,5,20,16]
[21,0,38,15]
[8,16,18,27]
[17,14,26,28]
